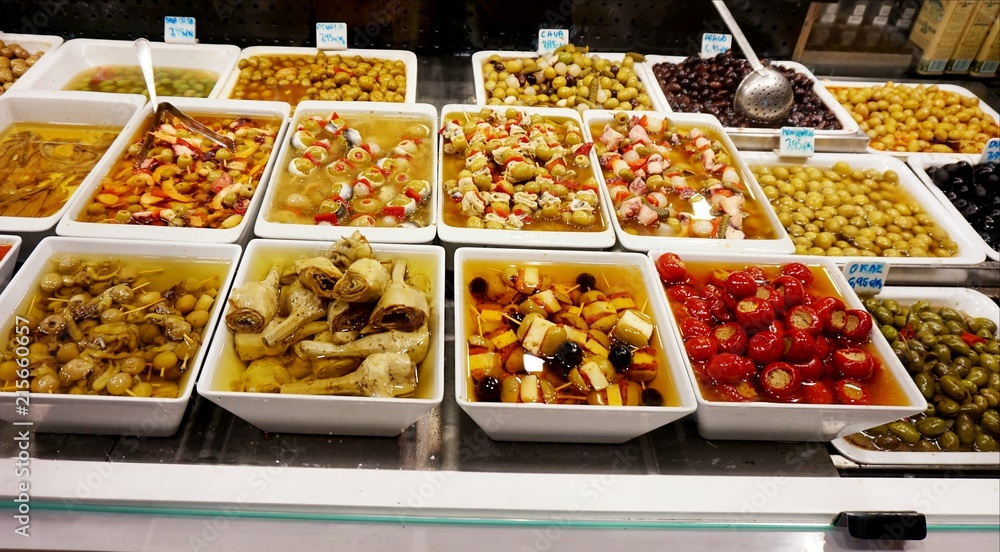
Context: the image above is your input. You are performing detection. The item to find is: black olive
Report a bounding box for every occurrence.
[469,277,488,297]
[973,184,988,198]
[961,203,979,218]
[525,72,537,85]
[608,343,633,372]
[641,388,663,407]
[565,75,576,87]
[610,64,619,75]
[576,272,597,291]
[477,376,501,401]
[953,198,968,210]
[490,60,505,72]
[551,341,583,374]
[945,190,958,202]
[508,310,525,324]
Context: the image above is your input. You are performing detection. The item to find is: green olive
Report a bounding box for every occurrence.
[981,409,1000,435]
[913,372,936,400]
[887,421,921,444]
[915,416,948,437]
[938,430,961,451]
[954,413,977,445]
[974,434,999,452]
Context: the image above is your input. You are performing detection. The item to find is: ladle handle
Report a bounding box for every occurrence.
[711,0,763,71]
[134,38,159,108]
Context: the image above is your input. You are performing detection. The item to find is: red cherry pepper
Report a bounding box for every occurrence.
[680,317,712,339]
[712,323,748,355]
[685,336,719,363]
[782,329,816,363]
[766,319,786,338]
[708,268,732,288]
[813,334,834,360]
[825,307,849,335]
[726,270,759,299]
[707,353,752,384]
[756,285,785,316]
[667,284,699,303]
[791,357,824,381]
[840,309,874,342]
[772,275,805,308]
[785,305,823,336]
[706,296,734,322]
[759,362,802,400]
[747,331,784,365]
[716,381,759,402]
[734,296,775,330]
[656,253,688,284]
[684,298,714,323]
[802,381,835,404]
[744,266,768,284]
[832,348,875,381]
[834,379,871,405]
[812,296,846,328]
[781,262,814,285]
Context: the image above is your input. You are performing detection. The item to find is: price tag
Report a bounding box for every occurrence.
[701,33,732,56]
[843,261,888,295]
[779,127,815,158]
[538,29,569,54]
[981,137,1000,164]
[164,16,196,45]
[316,22,347,50]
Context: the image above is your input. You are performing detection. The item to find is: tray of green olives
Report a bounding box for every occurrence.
[833,286,1000,466]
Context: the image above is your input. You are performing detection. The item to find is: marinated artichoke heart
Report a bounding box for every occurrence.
[226,264,281,333]
[369,261,429,332]
[295,256,344,299]
[332,257,390,303]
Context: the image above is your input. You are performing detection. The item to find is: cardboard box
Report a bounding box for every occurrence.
[909,0,979,74]
[947,0,1000,73]
[970,17,1000,76]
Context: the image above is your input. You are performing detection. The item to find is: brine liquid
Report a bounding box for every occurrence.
[64,65,219,97]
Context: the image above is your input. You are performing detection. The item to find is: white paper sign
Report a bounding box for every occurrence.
[843,261,888,295]
[164,16,196,45]
[779,127,815,157]
[701,33,732,56]
[538,29,568,54]
[981,137,1000,164]
[316,22,348,50]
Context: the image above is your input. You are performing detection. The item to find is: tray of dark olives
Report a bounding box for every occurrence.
[908,155,999,261]
[833,286,1000,466]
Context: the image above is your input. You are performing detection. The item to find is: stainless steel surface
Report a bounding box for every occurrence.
[713,0,794,124]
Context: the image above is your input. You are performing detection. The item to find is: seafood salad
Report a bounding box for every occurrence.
[267,111,433,228]
[224,232,432,397]
[440,107,605,232]
[592,112,773,240]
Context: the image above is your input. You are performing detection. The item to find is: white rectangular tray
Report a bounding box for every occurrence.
[197,238,445,437]
[436,104,617,250]
[907,153,998,261]
[9,38,240,99]
[0,234,20,291]
[0,32,64,94]
[254,101,438,243]
[216,46,418,105]
[581,109,795,254]
[0,91,147,259]
[740,151,986,265]
[832,286,1000,466]
[55,97,290,246]
[454,247,697,443]
[471,50,667,111]
[0,236,241,435]
[648,250,927,441]
[821,80,1000,159]
[643,55,859,138]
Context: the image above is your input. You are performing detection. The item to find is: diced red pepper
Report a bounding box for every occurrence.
[961,332,986,346]
[382,205,406,218]
[314,212,339,224]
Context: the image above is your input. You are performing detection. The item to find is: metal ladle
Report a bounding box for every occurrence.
[132,38,233,166]
[711,0,794,124]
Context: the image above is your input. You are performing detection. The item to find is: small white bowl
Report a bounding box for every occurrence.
[907,154,998,262]
[648,250,927,441]
[0,237,241,436]
[582,109,795,254]
[9,38,239,99]
[197,238,445,437]
[471,50,667,111]
[741,151,986,266]
[0,91,147,260]
[437,104,617,251]
[216,46,418,106]
[0,234,21,291]
[55,97,290,246]
[833,286,1000,466]
[254,101,438,243]
[454,247,698,443]
[0,32,64,94]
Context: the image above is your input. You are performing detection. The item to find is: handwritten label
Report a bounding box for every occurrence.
[701,33,732,56]
[538,29,569,54]
[164,16,196,45]
[779,127,815,157]
[981,137,1000,164]
[843,261,888,295]
[316,22,347,50]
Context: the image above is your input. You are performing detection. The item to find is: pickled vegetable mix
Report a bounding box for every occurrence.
[78,113,280,228]
[463,261,679,407]
[592,113,773,240]
[440,108,605,232]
